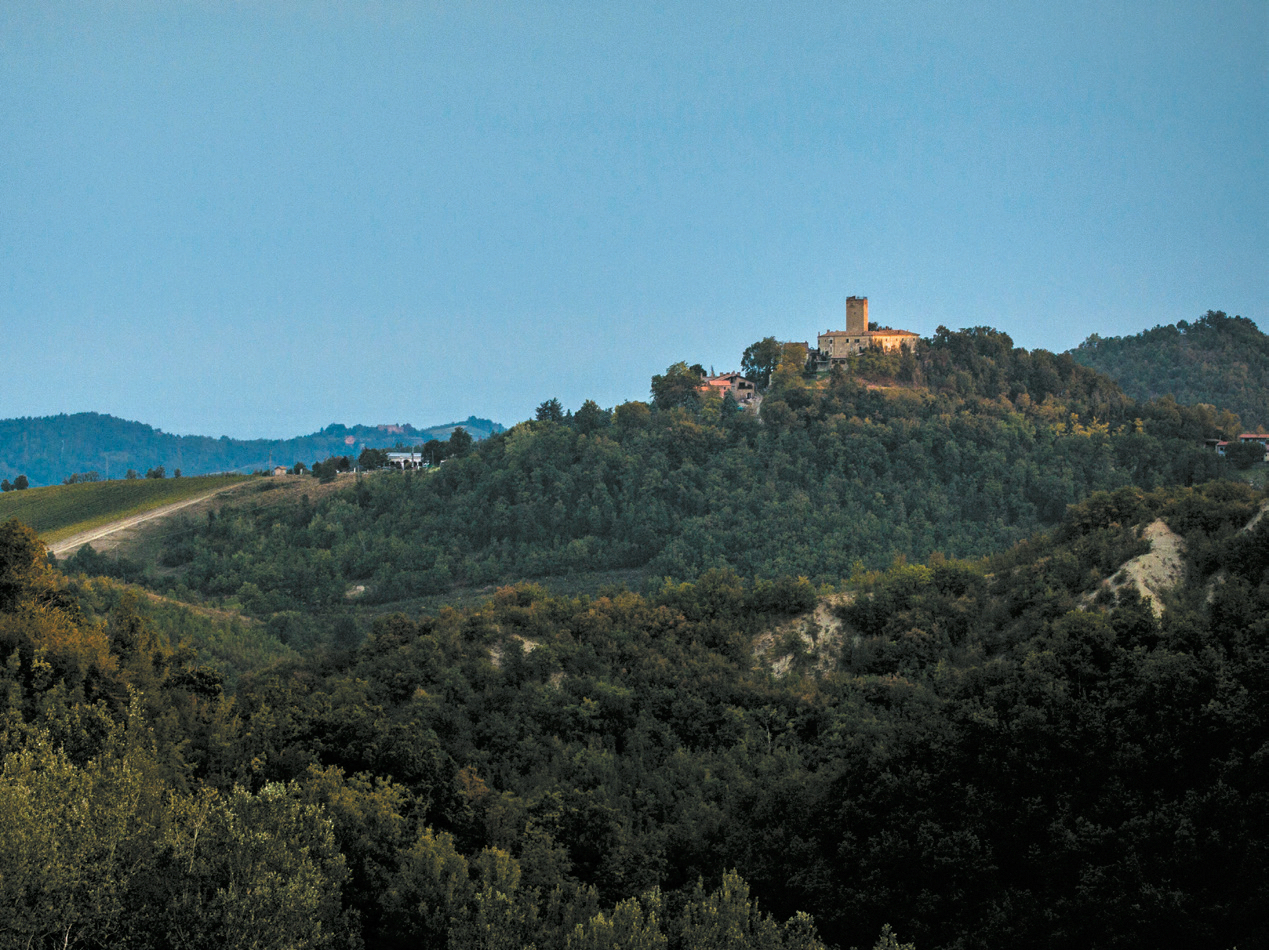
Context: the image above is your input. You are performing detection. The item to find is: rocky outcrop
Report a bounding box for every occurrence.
[1098,520,1186,618]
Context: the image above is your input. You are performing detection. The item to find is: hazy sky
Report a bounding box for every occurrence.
[3,1,1265,438]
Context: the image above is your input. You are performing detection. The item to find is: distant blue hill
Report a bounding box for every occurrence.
[0,413,505,487]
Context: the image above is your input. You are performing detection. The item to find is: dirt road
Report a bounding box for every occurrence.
[49,482,251,559]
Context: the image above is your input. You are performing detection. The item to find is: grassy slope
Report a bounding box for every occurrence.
[0,474,248,542]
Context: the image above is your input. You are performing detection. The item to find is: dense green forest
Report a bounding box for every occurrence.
[2,475,1265,948]
[4,325,1266,948]
[120,327,1239,616]
[1071,310,1269,430]
[0,412,504,487]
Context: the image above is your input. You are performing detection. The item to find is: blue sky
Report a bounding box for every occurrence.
[2,1,1265,438]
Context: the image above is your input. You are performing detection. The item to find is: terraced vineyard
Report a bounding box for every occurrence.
[0,474,247,542]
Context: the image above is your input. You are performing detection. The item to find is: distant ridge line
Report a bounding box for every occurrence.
[0,412,505,487]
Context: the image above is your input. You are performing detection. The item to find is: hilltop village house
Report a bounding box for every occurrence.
[813,296,919,367]
[1208,433,1269,463]
[701,372,758,404]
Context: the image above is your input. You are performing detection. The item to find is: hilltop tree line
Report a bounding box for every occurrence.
[5,471,1267,948]
[126,327,1242,616]
[1072,310,1269,430]
[299,429,476,482]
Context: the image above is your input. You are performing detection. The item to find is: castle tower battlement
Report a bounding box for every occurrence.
[846,296,868,334]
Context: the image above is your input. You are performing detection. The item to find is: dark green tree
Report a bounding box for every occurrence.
[312,456,350,482]
[536,399,566,422]
[358,448,390,471]
[650,362,703,411]
[422,439,447,466]
[573,400,611,434]
[1225,441,1266,469]
[448,428,474,458]
[0,518,55,610]
[742,337,783,389]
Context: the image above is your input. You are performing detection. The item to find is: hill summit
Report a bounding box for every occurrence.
[1070,310,1268,429]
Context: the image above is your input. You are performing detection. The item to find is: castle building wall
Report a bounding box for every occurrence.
[813,296,919,367]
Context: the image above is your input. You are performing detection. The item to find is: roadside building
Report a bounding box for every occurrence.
[386,451,428,470]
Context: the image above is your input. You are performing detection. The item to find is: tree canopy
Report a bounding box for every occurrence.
[4,322,1264,948]
[6,471,1265,948]
[121,328,1241,616]
[1072,310,1269,429]
[650,362,703,411]
[741,336,783,389]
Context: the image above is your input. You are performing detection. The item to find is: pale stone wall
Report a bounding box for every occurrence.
[816,329,919,360]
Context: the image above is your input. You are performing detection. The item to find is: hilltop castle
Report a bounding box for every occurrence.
[815,296,919,365]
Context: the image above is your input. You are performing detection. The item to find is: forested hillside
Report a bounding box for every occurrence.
[0,412,504,487]
[5,325,1266,949]
[1071,310,1269,429]
[2,476,1265,948]
[131,327,1238,615]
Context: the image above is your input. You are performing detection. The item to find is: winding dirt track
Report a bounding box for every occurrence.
[48,482,250,559]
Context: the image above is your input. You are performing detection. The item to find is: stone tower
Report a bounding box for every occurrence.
[846,296,869,334]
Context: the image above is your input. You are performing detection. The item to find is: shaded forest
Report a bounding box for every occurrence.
[2,476,1266,948]
[1071,310,1269,430]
